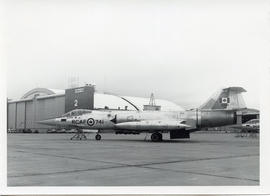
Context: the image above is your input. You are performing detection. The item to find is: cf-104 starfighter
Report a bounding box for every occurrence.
[39,87,247,142]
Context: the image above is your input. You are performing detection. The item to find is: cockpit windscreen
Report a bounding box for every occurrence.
[61,109,92,117]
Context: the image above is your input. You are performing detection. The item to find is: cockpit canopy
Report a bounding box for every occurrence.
[61,109,92,117]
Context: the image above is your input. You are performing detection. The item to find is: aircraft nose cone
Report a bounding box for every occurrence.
[38,119,57,125]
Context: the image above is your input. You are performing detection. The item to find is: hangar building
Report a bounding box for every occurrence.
[7,85,184,133]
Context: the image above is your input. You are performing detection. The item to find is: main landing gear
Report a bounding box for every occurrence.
[95,134,101,141]
[151,132,163,142]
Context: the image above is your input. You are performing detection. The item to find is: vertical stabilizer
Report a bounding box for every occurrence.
[199,87,247,110]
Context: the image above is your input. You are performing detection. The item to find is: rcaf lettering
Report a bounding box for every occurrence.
[72,119,86,124]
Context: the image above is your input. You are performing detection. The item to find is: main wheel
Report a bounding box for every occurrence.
[158,132,163,141]
[151,132,162,142]
[95,134,101,141]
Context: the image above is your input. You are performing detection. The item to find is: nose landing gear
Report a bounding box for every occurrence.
[151,132,163,142]
[95,134,101,141]
[70,129,87,140]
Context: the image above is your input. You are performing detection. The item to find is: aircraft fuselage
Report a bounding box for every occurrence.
[40,109,237,132]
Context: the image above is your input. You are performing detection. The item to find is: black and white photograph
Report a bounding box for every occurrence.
[1,0,270,194]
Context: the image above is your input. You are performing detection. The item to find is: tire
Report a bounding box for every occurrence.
[95,134,101,141]
[158,132,163,141]
[151,132,162,142]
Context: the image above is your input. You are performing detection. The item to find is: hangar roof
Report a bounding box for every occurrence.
[21,88,65,99]
[121,96,184,111]
[17,87,184,112]
[94,93,138,111]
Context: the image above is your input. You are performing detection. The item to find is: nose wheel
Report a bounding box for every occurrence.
[95,134,101,141]
[151,132,163,142]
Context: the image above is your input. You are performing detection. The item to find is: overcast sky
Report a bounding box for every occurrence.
[4,0,270,109]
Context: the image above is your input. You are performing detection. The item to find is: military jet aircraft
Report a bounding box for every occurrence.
[38,87,247,142]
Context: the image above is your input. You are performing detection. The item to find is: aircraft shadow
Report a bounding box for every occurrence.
[85,138,201,144]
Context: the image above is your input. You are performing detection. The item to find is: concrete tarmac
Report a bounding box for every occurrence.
[7,132,259,186]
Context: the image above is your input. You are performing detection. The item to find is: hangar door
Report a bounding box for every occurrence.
[65,86,94,113]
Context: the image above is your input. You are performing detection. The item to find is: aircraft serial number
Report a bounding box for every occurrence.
[95,120,104,124]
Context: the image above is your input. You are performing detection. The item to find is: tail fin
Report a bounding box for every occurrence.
[199,87,247,110]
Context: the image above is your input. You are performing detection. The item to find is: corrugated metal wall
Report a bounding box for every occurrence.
[35,96,65,130]
[8,103,16,129]
[25,101,34,130]
[8,95,65,132]
[16,102,26,129]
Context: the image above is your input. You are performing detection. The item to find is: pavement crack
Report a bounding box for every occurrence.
[15,149,259,168]
[8,165,127,178]
[10,150,259,184]
[139,166,259,183]
[130,153,259,167]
